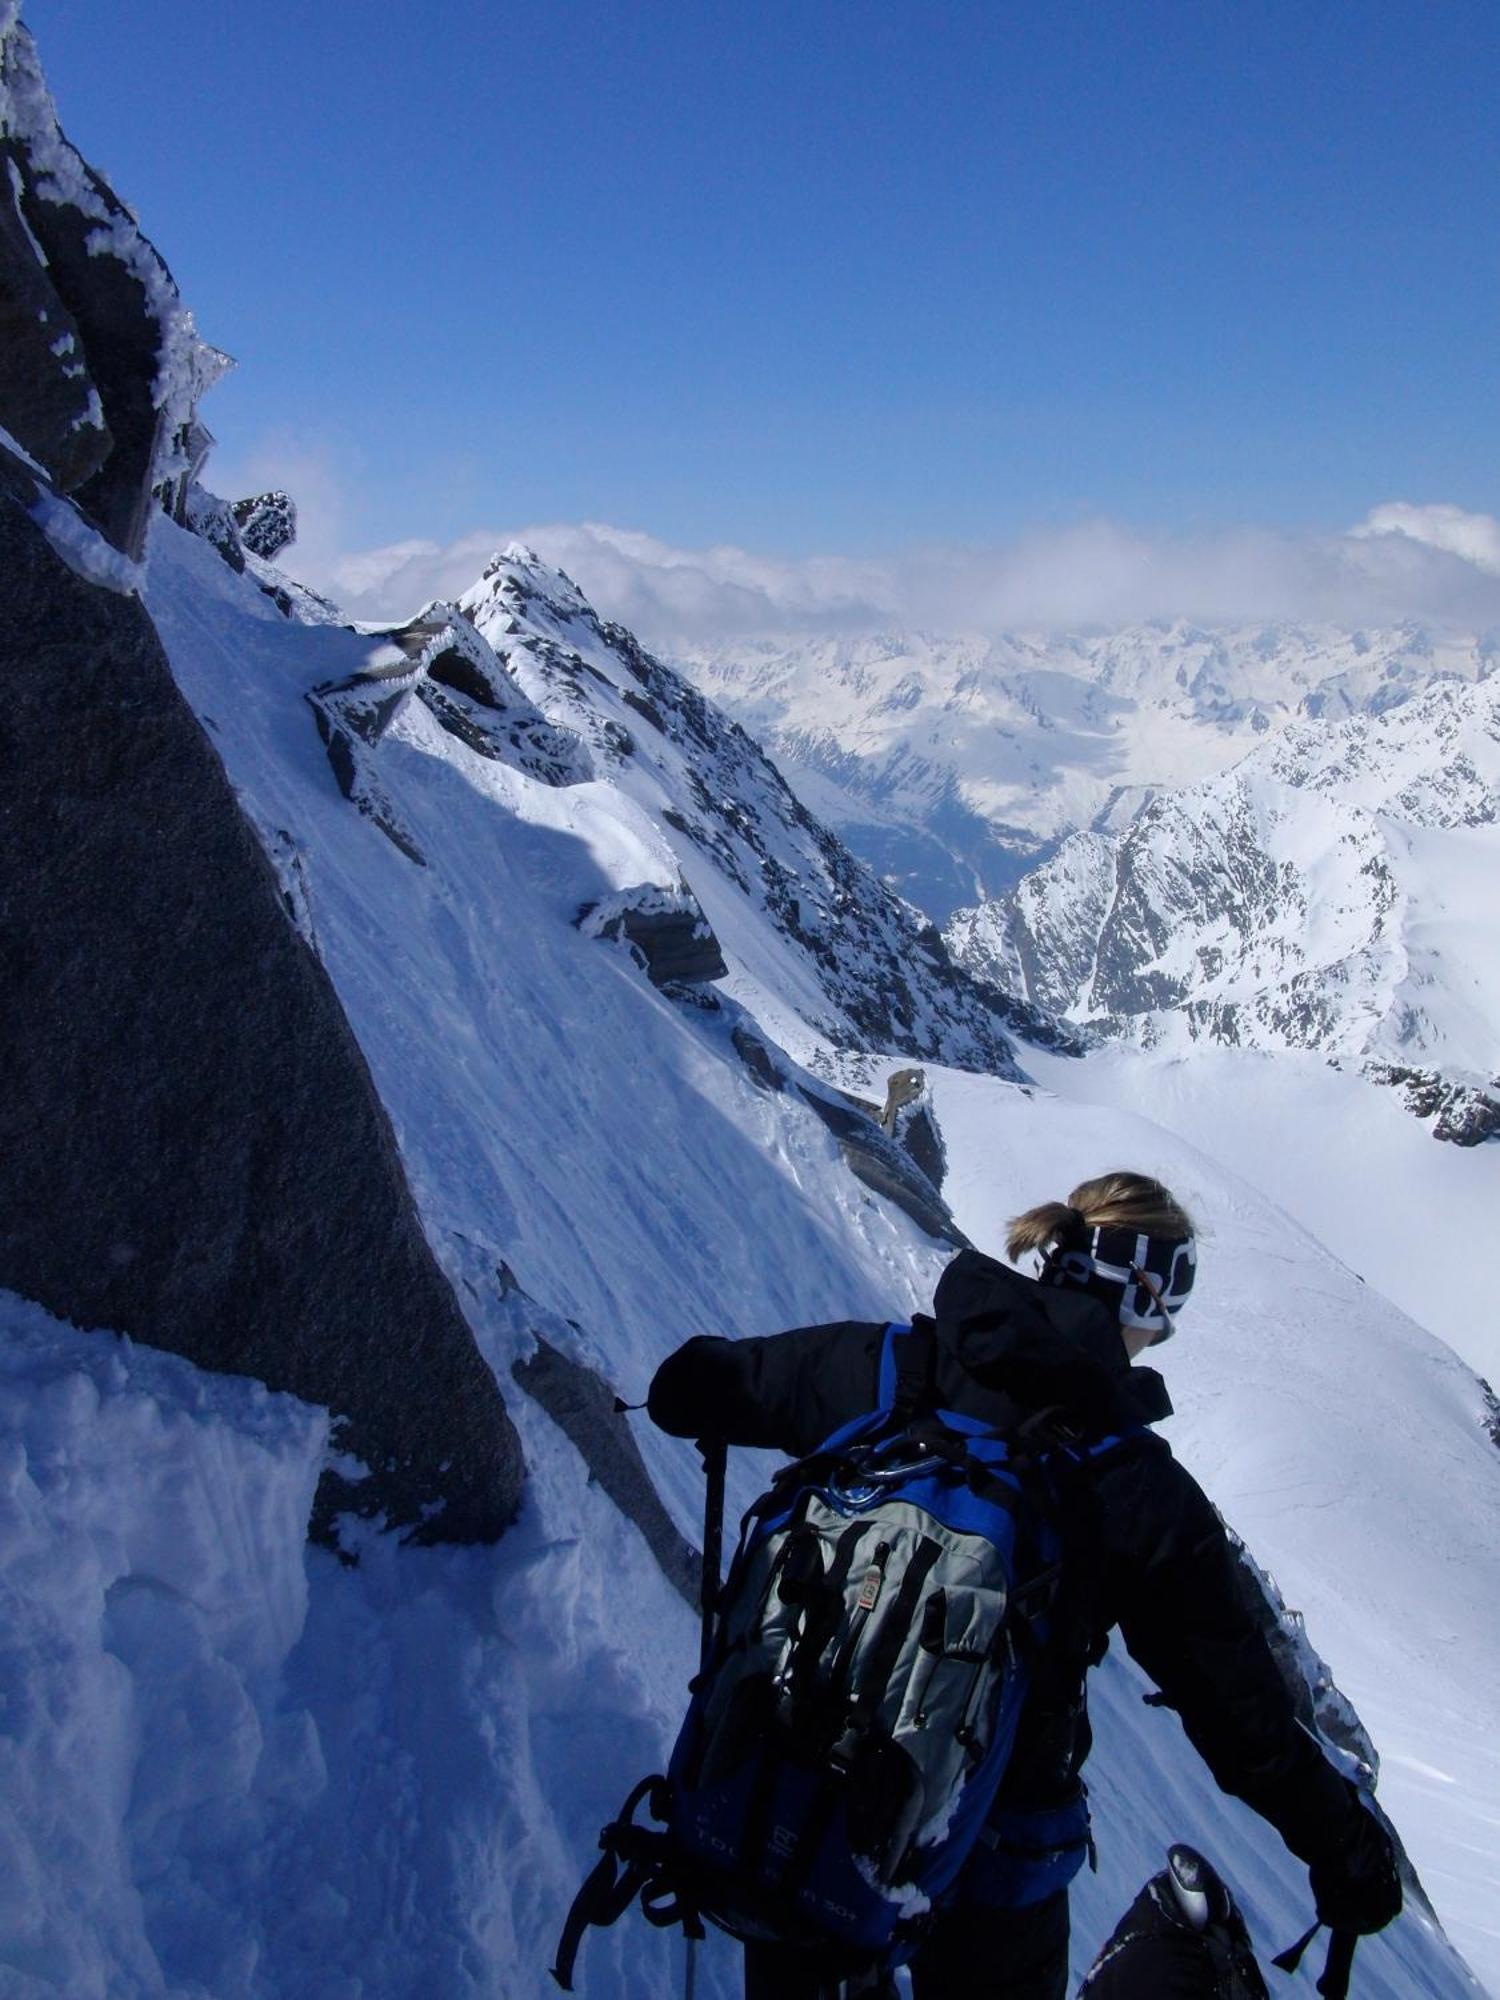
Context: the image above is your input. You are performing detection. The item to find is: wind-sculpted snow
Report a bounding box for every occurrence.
[947,679,1500,1142]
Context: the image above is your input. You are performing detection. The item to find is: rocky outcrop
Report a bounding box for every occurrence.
[731,1024,968,1248]
[0,17,224,558]
[0,458,523,1543]
[459,548,1063,1076]
[232,488,296,559]
[1363,1066,1500,1148]
[512,1332,700,1609]
[578,884,728,987]
[879,1068,948,1192]
[949,682,1500,1144]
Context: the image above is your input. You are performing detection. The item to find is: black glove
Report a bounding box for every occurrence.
[1308,1801,1402,1936]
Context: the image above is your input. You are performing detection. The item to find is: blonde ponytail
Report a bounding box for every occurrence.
[1006,1171,1194,1265]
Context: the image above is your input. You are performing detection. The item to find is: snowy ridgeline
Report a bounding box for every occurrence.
[678,624,1500,1144]
[942,680,1500,1138]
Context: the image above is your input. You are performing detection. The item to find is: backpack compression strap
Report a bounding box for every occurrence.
[550,1775,704,1991]
[1272,1921,1359,1999]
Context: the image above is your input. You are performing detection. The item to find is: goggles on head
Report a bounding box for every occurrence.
[1040,1225,1197,1343]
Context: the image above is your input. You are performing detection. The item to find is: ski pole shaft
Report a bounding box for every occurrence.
[698,1436,728,1674]
[685,1438,726,2000]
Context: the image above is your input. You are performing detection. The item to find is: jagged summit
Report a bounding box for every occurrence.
[946,676,1500,1142]
[441,547,1075,1073]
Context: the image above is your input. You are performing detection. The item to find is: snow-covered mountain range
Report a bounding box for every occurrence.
[944,677,1500,1143]
[676,625,1500,1140]
[3,11,1498,2000]
[676,624,1499,919]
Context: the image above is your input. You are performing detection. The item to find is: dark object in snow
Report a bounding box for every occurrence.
[1078,1846,1269,1999]
[0,471,523,1543]
[730,1024,967,1247]
[578,892,729,987]
[512,1332,700,1608]
[231,488,296,559]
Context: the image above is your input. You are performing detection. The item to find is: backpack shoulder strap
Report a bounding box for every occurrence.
[877,1314,938,1419]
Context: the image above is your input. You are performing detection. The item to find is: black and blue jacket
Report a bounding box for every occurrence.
[648,1248,1363,1878]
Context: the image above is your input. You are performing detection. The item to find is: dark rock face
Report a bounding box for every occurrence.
[0,153,111,493]
[0,476,523,1542]
[1,21,205,559]
[880,1069,948,1192]
[1364,1065,1500,1147]
[231,488,296,560]
[512,1334,700,1608]
[182,479,246,573]
[580,896,728,987]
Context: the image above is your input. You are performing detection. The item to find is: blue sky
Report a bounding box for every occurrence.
[26,0,1500,582]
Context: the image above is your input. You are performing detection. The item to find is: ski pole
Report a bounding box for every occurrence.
[698,1435,728,1670]
[686,1437,728,2000]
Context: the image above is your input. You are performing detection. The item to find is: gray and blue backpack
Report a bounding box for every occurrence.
[553,1321,1120,1989]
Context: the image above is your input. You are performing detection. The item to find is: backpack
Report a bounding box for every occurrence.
[553,1320,1117,1990]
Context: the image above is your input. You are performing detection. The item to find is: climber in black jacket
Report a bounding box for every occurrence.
[648,1171,1401,2000]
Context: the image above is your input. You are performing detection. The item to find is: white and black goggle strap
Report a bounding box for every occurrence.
[1040,1228,1197,1341]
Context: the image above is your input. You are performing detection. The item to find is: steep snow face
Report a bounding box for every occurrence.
[947,679,1500,1138]
[675,623,1500,918]
[453,546,1066,1071]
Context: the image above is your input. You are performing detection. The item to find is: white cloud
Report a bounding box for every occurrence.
[1352,501,1500,576]
[230,471,1500,645]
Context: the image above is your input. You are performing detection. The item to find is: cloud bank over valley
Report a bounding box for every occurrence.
[286,504,1500,646]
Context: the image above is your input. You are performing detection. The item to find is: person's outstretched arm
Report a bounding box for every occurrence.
[1104,1445,1401,1938]
[647,1320,885,1457]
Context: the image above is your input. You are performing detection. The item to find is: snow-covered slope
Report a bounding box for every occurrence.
[923,1059,1500,1994]
[676,624,1499,919]
[946,679,1500,1141]
[447,547,1071,1070]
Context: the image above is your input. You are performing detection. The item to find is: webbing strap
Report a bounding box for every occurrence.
[1317,1932,1358,1999]
[1271,1922,1358,1999]
[550,1775,685,1992]
[1272,1920,1319,1973]
[851,1535,943,1731]
[888,1317,937,1418]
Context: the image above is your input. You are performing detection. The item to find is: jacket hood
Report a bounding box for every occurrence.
[931,1249,1172,1431]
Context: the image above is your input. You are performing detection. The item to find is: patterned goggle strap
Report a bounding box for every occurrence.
[1044,1227,1197,1339]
